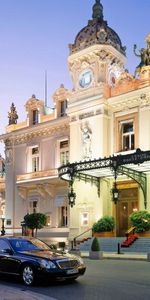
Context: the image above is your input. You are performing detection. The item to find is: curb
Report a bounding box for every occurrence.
[81,252,147,261]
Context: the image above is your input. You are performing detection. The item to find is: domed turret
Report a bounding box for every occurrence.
[69,0,126,56]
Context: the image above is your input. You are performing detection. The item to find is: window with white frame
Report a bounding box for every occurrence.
[60,100,67,117]
[32,146,39,172]
[32,110,38,125]
[60,140,69,165]
[46,215,51,226]
[119,121,134,151]
[81,212,89,226]
[29,200,38,213]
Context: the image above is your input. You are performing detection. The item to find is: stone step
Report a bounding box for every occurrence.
[78,237,150,253]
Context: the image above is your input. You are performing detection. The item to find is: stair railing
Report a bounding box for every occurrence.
[125,226,136,239]
[71,228,92,249]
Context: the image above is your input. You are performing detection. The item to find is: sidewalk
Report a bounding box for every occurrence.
[0,285,57,300]
[81,251,148,261]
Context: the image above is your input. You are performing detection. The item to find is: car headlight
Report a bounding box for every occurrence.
[39,259,57,269]
[75,256,84,265]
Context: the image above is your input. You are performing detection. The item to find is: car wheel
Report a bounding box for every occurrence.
[22,264,35,286]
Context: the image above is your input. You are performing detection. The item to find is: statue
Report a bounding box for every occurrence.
[92,0,103,20]
[81,122,92,159]
[134,35,150,77]
[8,102,18,125]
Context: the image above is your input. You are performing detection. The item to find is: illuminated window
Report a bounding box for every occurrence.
[60,140,69,165]
[81,212,89,226]
[115,113,138,153]
[61,206,68,227]
[29,200,38,213]
[32,147,39,172]
[46,215,51,226]
[121,121,134,151]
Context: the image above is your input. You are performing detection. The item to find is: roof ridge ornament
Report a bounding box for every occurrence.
[92,0,103,20]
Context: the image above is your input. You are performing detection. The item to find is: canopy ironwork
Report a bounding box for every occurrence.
[58,148,150,208]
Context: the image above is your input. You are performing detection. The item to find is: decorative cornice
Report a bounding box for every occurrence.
[109,92,150,112]
[2,120,69,146]
[68,47,125,70]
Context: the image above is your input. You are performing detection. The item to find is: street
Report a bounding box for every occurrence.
[1,259,150,300]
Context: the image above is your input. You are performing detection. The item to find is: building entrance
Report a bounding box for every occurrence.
[116,186,138,236]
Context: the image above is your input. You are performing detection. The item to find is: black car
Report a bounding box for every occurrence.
[0,236,86,286]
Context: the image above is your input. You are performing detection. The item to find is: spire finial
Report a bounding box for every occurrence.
[92,0,103,20]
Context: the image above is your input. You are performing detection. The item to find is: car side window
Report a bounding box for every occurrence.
[0,240,11,251]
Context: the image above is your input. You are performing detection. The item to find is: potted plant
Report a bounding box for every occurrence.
[89,237,103,259]
[24,213,47,237]
[129,210,150,236]
[92,216,115,237]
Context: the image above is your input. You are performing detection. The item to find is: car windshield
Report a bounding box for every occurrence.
[9,238,50,252]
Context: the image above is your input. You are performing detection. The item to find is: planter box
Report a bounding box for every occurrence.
[137,231,150,237]
[93,231,115,238]
[89,250,103,260]
[69,249,81,256]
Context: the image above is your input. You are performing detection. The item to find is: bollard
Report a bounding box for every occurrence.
[117,243,121,254]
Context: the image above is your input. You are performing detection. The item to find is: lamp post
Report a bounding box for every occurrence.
[1,217,5,236]
[67,165,76,207]
[111,160,119,204]
[112,181,119,204]
[68,186,76,207]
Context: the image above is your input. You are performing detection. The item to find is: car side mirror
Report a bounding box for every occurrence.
[3,248,13,255]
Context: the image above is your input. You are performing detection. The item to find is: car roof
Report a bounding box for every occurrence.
[0,236,32,240]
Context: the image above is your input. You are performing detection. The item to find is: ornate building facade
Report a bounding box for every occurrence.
[0,0,150,242]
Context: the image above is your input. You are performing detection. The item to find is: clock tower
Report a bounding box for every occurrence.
[68,0,126,91]
[67,0,127,162]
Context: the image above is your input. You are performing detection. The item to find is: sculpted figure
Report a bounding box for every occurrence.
[8,102,18,125]
[133,43,150,77]
[81,122,92,159]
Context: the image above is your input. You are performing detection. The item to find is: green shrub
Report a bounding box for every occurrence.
[91,237,100,251]
[129,210,150,233]
[49,244,57,250]
[58,242,66,250]
[92,216,115,233]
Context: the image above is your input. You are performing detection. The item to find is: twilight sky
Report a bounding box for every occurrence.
[0,0,150,155]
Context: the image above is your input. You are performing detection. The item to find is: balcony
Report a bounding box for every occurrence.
[16,169,58,184]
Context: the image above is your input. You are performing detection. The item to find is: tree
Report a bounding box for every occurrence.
[24,213,47,237]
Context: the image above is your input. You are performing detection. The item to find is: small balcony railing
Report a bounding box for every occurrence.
[16,169,58,182]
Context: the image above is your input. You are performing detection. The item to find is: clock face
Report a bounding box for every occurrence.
[79,69,93,88]
[109,72,116,87]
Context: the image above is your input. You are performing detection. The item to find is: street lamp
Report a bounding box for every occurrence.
[112,182,119,204]
[1,216,5,236]
[68,186,76,207]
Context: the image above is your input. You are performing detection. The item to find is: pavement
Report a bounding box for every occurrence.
[0,284,57,300]
[81,251,148,261]
[0,252,149,300]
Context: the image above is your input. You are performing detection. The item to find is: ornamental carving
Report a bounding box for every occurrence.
[8,103,18,125]
[5,148,13,164]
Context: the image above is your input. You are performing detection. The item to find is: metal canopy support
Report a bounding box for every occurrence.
[118,166,147,209]
[76,173,100,197]
[58,149,150,208]
[59,149,150,178]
